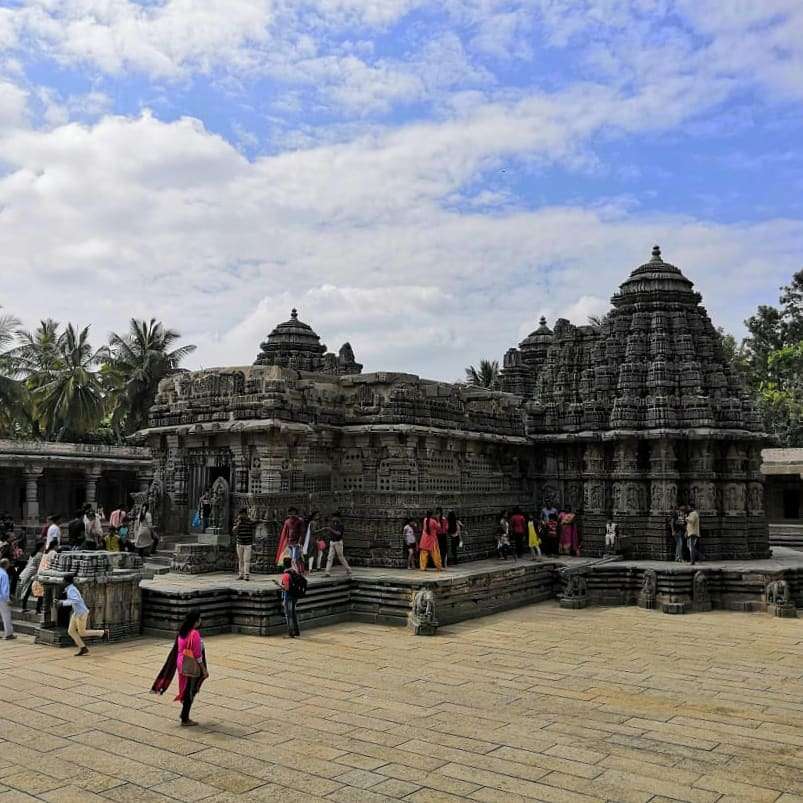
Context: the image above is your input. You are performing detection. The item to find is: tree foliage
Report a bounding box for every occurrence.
[0,311,195,442]
[104,318,197,436]
[465,359,500,390]
[741,269,803,446]
[0,308,25,436]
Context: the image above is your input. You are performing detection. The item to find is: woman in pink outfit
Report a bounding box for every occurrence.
[558,506,580,556]
[151,609,207,726]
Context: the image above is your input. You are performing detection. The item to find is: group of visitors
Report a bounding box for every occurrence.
[402,509,464,572]
[669,503,702,564]
[273,507,352,579]
[0,502,150,646]
[496,504,580,560]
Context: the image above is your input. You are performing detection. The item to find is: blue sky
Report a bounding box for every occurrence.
[0,0,802,380]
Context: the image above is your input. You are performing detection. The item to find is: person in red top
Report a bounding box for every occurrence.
[509,508,527,558]
[275,507,305,572]
[435,507,449,568]
[419,511,443,572]
[275,557,304,637]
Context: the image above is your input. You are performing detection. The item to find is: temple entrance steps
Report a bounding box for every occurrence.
[144,532,199,575]
[8,603,44,638]
[769,523,803,551]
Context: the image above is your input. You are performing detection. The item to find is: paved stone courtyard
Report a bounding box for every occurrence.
[1,604,802,803]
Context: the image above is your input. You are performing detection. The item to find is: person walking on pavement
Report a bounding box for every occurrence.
[151,609,209,727]
[325,512,352,577]
[0,559,15,640]
[276,557,306,637]
[59,574,108,655]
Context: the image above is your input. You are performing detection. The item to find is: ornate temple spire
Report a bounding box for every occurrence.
[253,309,362,375]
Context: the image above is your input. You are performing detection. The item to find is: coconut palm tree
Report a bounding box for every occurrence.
[9,318,62,382]
[34,324,107,439]
[465,359,500,389]
[0,308,23,434]
[104,318,196,435]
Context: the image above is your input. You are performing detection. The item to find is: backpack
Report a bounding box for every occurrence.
[289,571,308,598]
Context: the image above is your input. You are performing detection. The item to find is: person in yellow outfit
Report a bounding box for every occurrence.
[527,512,542,559]
[418,512,443,571]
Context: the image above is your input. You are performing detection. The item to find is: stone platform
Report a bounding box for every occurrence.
[141,558,559,637]
[559,547,803,614]
[141,549,803,639]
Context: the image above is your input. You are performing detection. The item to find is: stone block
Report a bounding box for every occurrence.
[661,601,689,615]
[198,532,231,546]
[560,597,588,609]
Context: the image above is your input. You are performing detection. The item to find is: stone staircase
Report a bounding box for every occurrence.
[8,603,44,638]
[144,533,199,575]
[769,523,803,552]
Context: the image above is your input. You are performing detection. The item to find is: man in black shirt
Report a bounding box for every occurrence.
[67,510,86,549]
[233,508,255,580]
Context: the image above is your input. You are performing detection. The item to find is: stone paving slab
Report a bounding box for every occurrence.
[1,602,802,802]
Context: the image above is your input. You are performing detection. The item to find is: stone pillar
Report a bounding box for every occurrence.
[259,438,290,495]
[649,440,678,515]
[85,466,103,507]
[581,442,607,556]
[23,467,43,526]
[687,440,717,515]
[719,443,749,559]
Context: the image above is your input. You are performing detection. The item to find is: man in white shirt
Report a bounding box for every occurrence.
[59,574,108,655]
[686,504,701,565]
[45,515,62,548]
[0,559,15,639]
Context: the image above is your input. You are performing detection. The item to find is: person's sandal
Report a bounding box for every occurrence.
[181,720,198,727]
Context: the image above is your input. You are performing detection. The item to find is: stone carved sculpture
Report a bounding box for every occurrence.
[638,569,657,609]
[559,567,589,609]
[766,580,797,618]
[147,478,163,528]
[209,476,230,532]
[408,586,438,635]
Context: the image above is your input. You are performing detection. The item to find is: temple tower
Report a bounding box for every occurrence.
[517,246,769,559]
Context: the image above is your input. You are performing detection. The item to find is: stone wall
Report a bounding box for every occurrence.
[36,551,144,646]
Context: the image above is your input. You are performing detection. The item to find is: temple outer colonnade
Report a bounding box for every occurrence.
[0,439,153,544]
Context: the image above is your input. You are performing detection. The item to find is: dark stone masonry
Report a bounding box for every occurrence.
[134,247,770,573]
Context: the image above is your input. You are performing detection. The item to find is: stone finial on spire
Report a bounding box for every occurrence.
[651,245,662,261]
[290,308,298,320]
[539,316,547,326]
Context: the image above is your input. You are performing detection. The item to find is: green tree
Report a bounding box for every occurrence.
[104,318,196,435]
[742,269,803,445]
[0,308,24,435]
[34,324,107,440]
[465,359,500,390]
[7,319,62,437]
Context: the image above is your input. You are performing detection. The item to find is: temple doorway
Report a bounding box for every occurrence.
[783,486,800,519]
[187,461,232,532]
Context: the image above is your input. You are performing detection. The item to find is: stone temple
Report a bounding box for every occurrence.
[136,247,769,571]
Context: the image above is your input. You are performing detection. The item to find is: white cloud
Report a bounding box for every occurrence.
[0,80,27,131]
[0,107,800,381]
[14,0,274,78]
